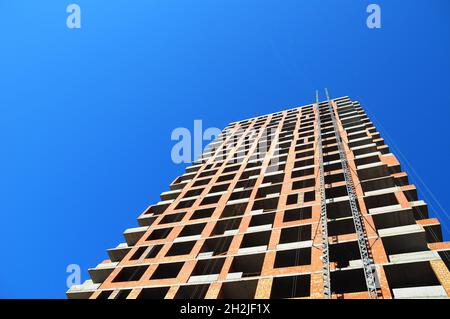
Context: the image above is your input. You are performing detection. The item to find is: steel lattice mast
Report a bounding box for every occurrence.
[316,90,331,298]
[324,88,378,299]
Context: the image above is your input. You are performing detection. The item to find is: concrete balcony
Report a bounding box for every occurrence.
[123,226,149,246]
[137,214,157,227]
[88,262,118,284]
[385,259,448,299]
[380,224,428,256]
[66,280,100,299]
[357,162,389,181]
[159,189,181,201]
[107,243,131,262]
[351,143,378,156]
[370,206,416,230]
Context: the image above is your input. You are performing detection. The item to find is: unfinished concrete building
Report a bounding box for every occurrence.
[67,94,450,299]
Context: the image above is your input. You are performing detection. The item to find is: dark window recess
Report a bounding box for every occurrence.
[151,262,184,279]
[223,165,241,173]
[212,218,241,235]
[221,203,248,218]
[249,213,275,227]
[228,253,265,277]
[179,223,206,237]
[295,150,314,159]
[283,207,312,222]
[325,186,348,199]
[230,190,252,200]
[239,169,261,180]
[251,198,278,212]
[274,248,311,268]
[287,194,299,205]
[291,168,314,178]
[330,241,360,268]
[160,212,186,224]
[240,231,271,248]
[331,268,367,294]
[279,225,311,244]
[236,178,256,188]
[384,261,441,290]
[146,245,163,258]
[191,208,215,220]
[166,241,196,256]
[270,275,311,298]
[292,178,315,190]
[137,287,170,299]
[97,290,113,299]
[327,200,353,219]
[176,199,196,209]
[200,236,233,256]
[328,218,355,237]
[114,289,132,299]
[304,191,315,202]
[175,284,209,299]
[364,193,398,210]
[325,173,345,184]
[192,258,226,276]
[192,178,210,187]
[130,246,148,260]
[184,188,204,198]
[113,266,148,282]
[198,169,217,178]
[209,184,230,193]
[217,173,235,182]
[147,227,173,241]
[201,195,221,205]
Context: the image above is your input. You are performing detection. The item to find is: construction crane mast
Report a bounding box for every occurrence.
[324,88,378,299]
[316,91,331,298]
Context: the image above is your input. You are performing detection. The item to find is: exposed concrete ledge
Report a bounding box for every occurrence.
[223,229,239,236]
[368,204,402,215]
[124,226,149,246]
[246,224,273,233]
[392,285,448,299]
[107,243,130,262]
[88,262,118,284]
[378,224,424,237]
[66,280,100,299]
[354,151,382,160]
[188,274,220,284]
[351,143,377,151]
[276,240,313,251]
[197,252,214,259]
[174,234,202,243]
[226,272,243,280]
[357,162,384,170]
[237,245,268,255]
[365,186,399,197]
[389,250,440,264]
[227,197,249,205]
[156,199,174,205]
[326,195,349,204]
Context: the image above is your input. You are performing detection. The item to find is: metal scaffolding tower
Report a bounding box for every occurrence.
[324,88,378,299]
[316,90,331,298]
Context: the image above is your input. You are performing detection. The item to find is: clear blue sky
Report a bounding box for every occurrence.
[0,0,449,298]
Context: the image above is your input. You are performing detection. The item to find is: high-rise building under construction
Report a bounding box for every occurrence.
[67,94,450,299]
